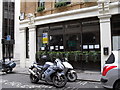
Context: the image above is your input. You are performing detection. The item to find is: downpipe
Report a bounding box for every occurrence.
[28,69,38,77]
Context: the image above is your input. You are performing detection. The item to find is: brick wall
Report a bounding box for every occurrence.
[20,1,97,19]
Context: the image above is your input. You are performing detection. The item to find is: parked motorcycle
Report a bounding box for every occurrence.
[40,55,77,82]
[28,58,67,88]
[0,60,16,73]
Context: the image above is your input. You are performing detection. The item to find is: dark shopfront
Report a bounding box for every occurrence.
[36,17,101,71]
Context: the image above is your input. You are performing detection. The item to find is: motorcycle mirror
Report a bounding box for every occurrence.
[41,55,47,58]
[65,58,68,61]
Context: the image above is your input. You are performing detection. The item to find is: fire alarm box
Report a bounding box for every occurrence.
[103,47,109,55]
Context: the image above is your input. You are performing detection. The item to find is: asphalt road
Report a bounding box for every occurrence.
[0,72,107,90]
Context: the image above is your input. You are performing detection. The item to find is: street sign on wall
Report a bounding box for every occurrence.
[6,35,11,41]
[42,33,48,44]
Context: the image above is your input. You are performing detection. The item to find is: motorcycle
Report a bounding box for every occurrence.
[39,55,77,82]
[28,58,67,88]
[62,58,77,82]
[0,59,16,73]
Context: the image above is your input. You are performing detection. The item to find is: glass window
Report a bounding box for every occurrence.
[38,0,45,7]
[111,15,120,51]
[49,35,63,51]
[37,26,49,52]
[49,24,64,51]
[65,22,81,34]
[106,53,115,64]
[82,19,100,51]
[2,2,15,58]
[49,25,64,35]
[55,0,71,4]
[65,34,81,51]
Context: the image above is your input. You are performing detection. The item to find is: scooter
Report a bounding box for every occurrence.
[0,59,16,73]
[28,58,67,88]
[62,58,77,82]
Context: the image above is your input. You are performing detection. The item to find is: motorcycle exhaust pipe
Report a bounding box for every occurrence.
[28,69,38,77]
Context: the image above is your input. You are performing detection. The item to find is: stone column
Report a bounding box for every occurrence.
[19,27,26,68]
[98,0,111,72]
[98,15,112,72]
[14,0,20,60]
[28,25,36,66]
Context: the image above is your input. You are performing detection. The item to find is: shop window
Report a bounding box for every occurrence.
[36,17,101,70]
[82,19,100,51]
[49,25,64,35]
[49,24,64,51]
[37,26,49,51]
[49,35,63,51]
[65,34,81,51]
[37,18,100,52]
[65,23,81,34]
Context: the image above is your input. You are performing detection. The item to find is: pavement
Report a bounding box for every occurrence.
[0,60,102,82]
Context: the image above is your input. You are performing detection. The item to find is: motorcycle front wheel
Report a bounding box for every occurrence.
[67,71,77,82]
[52,74,67,88]
[29,68,39,83]
[6,68,13,74]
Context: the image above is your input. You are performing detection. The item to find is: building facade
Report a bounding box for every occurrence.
[19,0,120,72]
[0,0,20,61]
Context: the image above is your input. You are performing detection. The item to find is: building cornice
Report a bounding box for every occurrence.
[20,5,98,27]
[20,2,119,27]
[34,6,98,22]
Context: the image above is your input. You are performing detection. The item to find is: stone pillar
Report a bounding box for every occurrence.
[28,25,36,66]
[98,0,111,72]
[19,27,26,68]
[14,0,20,60]
[98,15,112,72]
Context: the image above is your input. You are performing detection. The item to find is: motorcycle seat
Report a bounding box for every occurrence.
[37,65,44,69]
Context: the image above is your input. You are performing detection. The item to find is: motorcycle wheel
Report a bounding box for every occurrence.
[67,71,77,82]
[6,68,13,74]
[30,68,39,83]
[52,74,67,88]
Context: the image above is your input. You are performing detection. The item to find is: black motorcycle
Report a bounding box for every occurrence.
[29,58,67,88]
[0,60,16,73]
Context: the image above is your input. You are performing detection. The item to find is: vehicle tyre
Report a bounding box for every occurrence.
[67,71,77,82]
[6,68,13,74]
[29,68,39,83]
[52,74,67,88]
[114,80,120,90]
